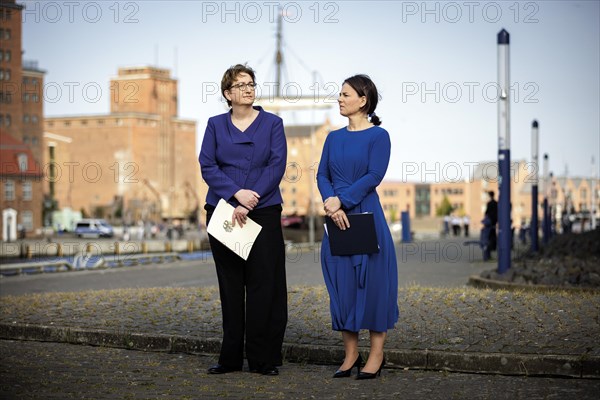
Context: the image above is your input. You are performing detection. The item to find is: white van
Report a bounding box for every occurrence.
[74,219,114,238]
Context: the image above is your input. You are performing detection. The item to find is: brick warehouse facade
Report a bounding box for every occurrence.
[0,0,45,238]
[44,66,202,224]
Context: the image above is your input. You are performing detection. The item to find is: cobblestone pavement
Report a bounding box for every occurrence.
[0,284,598,377]
[2,340,599,400]
[1,239,599,381]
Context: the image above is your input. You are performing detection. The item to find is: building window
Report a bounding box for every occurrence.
[22,181,32,201]
[5,50,10,62]
[64,121,71,127]
[23,135,29,144]
[4,180,15,200]
[23,114,30,124]
[5,114,10,126]
[31,115,38,124]
[17,153,28,171]
[31,137,38,145]
[22,211,34,231]
[23,93,29,102]
[32,78,38,85]
[581,189,587,200]
[32,94,39,102]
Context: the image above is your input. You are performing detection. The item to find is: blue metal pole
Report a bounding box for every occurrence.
[497,29,511,274]
[531,185,539,251]
[542,197,549,245]
[401,211,412,243]
[531,120,539,252]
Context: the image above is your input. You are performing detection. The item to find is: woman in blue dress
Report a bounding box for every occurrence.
[317,75,398,380]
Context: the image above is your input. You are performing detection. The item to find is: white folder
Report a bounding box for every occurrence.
[206,199,262,261]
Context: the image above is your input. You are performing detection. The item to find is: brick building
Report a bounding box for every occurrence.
[44,66,201,224]
[0,0,45,237]
[0,131,43,240]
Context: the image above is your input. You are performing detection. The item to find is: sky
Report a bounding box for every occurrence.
[22,0,600,183]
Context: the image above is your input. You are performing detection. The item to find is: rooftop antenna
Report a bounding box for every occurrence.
[275,7,283,98]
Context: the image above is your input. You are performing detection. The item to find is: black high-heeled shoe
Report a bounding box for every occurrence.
[356,356,385,380]
[333,354,363,378]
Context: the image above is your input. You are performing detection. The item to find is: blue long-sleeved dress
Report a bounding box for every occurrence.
[317,126,399,333]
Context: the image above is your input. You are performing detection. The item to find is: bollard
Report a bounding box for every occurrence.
[26,244,33,259]
[165,241,171,253]
[188,240,194,253]
[57,243,63,257]
[86,243,93,253]
[142,242,148,254]
[401,211,412,243]
[114,242,120,255]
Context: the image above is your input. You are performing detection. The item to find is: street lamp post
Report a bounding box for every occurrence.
[497,29,511,274]
[542,154,550,244]
[531,120,539,252]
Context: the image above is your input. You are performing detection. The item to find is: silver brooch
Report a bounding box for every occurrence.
[223,220,233,232]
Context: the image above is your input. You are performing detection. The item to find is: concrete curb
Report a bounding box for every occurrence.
[1,323,598,379]
[468,275,600,293]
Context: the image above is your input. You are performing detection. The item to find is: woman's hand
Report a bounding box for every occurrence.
[231,205,250,228]
[324,196,342,216]
[234,189,260,210]
[330,209,350,230]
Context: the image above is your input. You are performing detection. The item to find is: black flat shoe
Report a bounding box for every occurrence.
[333,354,363,378]
[356,356,385,380]
[250,366,279,376]
[260,366,279,376]
[207,364,242,374]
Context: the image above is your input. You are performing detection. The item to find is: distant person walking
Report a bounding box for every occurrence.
[451,214,462,236]
[482,191,498,260]
[462,215,470,237]
[199,64,288,376]
[317,74,398,380]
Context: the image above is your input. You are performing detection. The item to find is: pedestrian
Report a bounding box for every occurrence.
[483,191,498,260]
[451,214,462,236]
[199,64,288,376]
[317,74,398,380]
[462,215,470,237]
[442,214,451,236]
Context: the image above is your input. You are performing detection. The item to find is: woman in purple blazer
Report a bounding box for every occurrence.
[199,64,288,376]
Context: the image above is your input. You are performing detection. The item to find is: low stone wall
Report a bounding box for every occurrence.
[0,239,210,260]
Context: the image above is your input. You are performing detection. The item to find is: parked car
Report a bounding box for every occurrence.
[281,215,303,229]
[74,219,114,238]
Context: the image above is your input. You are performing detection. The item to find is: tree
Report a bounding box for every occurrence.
[436,195,453,216]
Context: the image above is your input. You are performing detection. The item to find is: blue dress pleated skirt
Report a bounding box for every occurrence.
[317,126,399,333]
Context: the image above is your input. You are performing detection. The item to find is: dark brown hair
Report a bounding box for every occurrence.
[343,74,382,126]
[221,64,256,107]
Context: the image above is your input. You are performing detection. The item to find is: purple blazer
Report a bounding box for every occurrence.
[199,106,287,209]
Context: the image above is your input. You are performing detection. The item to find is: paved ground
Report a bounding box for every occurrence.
[1,238,493,296]
[2,340,599,400]
[0,238,599,398]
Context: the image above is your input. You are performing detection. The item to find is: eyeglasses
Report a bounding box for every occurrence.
[229,82,257,91]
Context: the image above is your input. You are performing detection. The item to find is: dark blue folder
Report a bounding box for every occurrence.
[326,213,379,256]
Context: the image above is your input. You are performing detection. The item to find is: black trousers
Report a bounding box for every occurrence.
[206,204,288,370]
